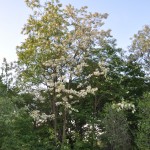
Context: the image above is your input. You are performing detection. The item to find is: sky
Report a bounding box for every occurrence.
[0,0,150,63]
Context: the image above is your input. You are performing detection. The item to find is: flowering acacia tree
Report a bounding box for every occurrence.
[16,0,111,147]
[130,25,150,71]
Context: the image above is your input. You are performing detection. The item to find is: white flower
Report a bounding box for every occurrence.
[69,95,73,99]
[56,102,62,106]
[112,101,136,113]
[93,71,101,76]
[56,84,65,92]
[59,112,62,116]
[56,94,61,98]
[62,96,68,102]
[77,83,83,88]
[50,114,55,120]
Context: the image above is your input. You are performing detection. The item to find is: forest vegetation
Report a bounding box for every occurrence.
[0,0,150,149]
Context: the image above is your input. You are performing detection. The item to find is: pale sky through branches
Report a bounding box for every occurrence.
[0,0,150,63]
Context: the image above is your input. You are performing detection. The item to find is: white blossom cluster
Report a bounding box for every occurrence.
[112,101,136,113]
[93,69,102,76]
[30,110,55,126]
[98,61,108,77]
[74,62,88,74]
[32,91,45,102]
[82,122,104,142]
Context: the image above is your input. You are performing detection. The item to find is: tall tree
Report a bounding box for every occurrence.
[130,25,150,71]
[16,0,112,148]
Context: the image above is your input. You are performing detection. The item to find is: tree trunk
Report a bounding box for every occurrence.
[61,107,67,149]
[53,97,57,143]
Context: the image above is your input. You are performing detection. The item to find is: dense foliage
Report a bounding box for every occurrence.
[0,0,149,149]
